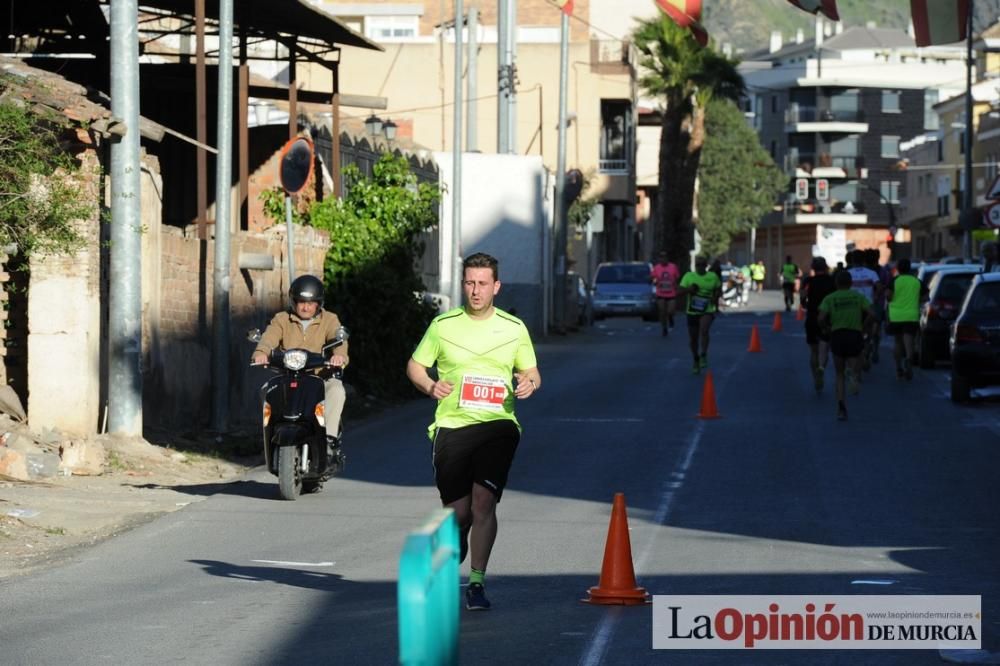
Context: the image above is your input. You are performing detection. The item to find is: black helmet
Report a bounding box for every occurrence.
[289,275,324,303]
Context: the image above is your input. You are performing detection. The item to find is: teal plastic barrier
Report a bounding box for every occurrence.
[398,508,459,666]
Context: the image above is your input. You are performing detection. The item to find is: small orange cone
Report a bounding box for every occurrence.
[748,324,763,353]
[772,311,783,332]
[795,306,805,321]
[584,493,650,605]
[696,370,721,419]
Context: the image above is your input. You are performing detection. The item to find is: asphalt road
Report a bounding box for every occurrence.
[2,294,999,665]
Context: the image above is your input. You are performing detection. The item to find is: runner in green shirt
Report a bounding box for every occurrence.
[781,255,800,312]
[885,258,921,381]
[677,256,722,374]
[406,252,540,611]
[818,270,874,421]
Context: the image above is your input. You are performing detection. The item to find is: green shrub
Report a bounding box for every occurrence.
[308,154,441,397]
[0,96,90,256]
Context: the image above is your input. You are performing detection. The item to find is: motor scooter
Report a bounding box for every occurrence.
[248,327,349,500]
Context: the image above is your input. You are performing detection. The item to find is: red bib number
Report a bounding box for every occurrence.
[459,375,507,411]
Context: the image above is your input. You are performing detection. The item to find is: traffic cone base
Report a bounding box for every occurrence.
[772,311,783,332]
[747,324,763,353]
[583,493,650,606]
[795,307,805,321]
[696,370,721,419]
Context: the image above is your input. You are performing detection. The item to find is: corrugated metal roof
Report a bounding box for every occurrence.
[4,0,382,54]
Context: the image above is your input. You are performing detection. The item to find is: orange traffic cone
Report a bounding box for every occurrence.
[795,306,805,321]
[696,370,721,419]
[748,324,763,353]
[772,311,783,332]
[584,493,650,605]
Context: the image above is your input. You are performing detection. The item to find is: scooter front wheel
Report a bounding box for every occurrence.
[277,445,302,500]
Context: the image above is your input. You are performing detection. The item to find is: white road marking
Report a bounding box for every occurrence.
[580,419,707,666]
[250,560,335,567]
[851,579,897,585]
[579,359,744,666]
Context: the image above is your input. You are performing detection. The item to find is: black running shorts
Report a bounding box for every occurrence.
[830,329,864,358]
[886,321,918,336]
[433,420,520,505]
[804,317,830,345]
[686,313,714,330]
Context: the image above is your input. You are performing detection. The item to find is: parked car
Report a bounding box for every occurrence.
[917,263,979,295]
[591,261,656,322]
[916,266,982,368]
[949,273,1000,402]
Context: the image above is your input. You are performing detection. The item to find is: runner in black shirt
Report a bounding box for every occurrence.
[800,257,837,392]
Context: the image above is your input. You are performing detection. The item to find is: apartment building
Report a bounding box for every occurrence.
[737,22,966,274]
[901,80,1000,259]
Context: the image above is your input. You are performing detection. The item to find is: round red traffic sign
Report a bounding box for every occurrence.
[985,202,1000,229]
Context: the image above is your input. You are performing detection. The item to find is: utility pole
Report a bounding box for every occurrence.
[467,5,478,152]
[506,0,518,151]
[211,0,234,432]
[450,0,464,310]
[963,0,975,260]
[553,11,569,331]
[497,0,510,153]
[108,0,143,435]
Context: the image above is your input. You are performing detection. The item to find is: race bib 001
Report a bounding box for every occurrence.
[459,375,507,411]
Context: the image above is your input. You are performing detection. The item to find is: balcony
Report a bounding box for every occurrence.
[784,106,868,134]
[785,151,866,178]
[788,199,869,225]
[590,39,632,74]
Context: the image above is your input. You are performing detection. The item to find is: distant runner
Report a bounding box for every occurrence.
[677,256,722,374]
[651,250,680,337]
[818,270,874,421]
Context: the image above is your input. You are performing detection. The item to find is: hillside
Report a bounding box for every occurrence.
[700,0,1000,56]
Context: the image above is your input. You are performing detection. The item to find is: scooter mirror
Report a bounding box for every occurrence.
[335,326,350,342]
[247,328,262,343]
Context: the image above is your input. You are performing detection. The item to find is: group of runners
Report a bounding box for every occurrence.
[800,248,922,421]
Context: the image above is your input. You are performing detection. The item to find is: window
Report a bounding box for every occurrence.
[959,131,966,155]
[599,99,631,173]
[924,90,940,129]
[881,135,901,158]
[770,140,777,158]
[365,15,418,40]
[880,180,900,204]
[772,96,777,113]
[937,140,944,162]
[882,90,901,113]
[829,89,859,121]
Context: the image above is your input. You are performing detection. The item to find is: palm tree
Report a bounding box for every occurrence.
[632,15,744,263]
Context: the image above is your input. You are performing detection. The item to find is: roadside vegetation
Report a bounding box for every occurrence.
[262,153,441,399]
[0,92,90,256]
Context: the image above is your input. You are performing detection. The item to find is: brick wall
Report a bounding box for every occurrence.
[145,223,330,429]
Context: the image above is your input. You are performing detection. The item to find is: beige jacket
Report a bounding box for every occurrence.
[253,308,349,365]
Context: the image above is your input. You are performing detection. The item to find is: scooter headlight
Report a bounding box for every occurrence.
[314,401,325,427]
[283,349,308,371]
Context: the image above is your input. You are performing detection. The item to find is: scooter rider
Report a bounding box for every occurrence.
[251,275,349,465]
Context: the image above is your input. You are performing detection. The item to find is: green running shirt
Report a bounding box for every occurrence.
[888,274,921,323]
[679,271,721,315]
[411,307,537,439]
[818,289,871,332]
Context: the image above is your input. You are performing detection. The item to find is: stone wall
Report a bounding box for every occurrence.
[144,221,330,430]
[26,152,103,436]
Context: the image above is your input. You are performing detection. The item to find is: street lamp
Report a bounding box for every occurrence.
[363,114,397,148]
[383,119,398,142]
[364,114,383,137]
